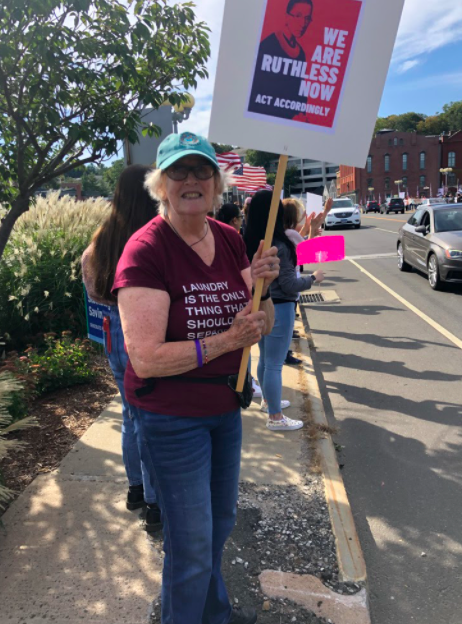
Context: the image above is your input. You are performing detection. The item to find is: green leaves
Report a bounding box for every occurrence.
[0,0,211,257]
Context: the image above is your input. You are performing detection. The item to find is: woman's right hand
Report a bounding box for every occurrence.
[312,270,325,284]
[227,302,266,349]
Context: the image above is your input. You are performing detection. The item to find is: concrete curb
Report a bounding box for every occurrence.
[295,309,368,585]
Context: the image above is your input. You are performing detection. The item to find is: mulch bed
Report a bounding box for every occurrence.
[0,357,117,516]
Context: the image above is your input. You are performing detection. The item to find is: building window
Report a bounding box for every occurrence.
[367,178,373,187]
[402,177,408,189]
[384,154,390,172]
[420,152,426,169]
[385,177,390,191]
[326,166,338,174]
[367,156,372,173]
[420,175,426,187]
[448,172,457,186]
[399,139,404,146]
[303,167,322,176]
[388,139,393,146]
[394,137,398,146]
[402,153,408,171]
[448,152,456,167]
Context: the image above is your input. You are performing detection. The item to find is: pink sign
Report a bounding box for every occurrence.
[297,236,345,265]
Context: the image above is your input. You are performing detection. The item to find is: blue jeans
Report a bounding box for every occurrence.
[257,302,295,415]
[103,306,156,504]
[130,406,242,624]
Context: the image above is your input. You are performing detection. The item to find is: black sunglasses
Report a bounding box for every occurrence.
[166,164,216,181]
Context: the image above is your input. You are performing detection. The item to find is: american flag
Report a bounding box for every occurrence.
[247,183,274,195]
[215,151,242,172]
[229,163,268,191]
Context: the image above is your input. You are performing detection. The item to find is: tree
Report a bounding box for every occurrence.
[416,115,444,136]
[283,166,301,196]
[441,101,462,133]
[246,149,278,169]
[103,159,125,195]
[211,143,235,154]
[266,166,301,196]
[374,112,425,134]
[0,0,210,258]
[82,170,109,197]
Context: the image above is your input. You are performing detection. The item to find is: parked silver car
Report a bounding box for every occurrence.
[397,205,462,290]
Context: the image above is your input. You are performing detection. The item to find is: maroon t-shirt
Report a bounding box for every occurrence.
[112,216,250,417]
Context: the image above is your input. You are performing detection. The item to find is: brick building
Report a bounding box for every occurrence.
[338,130,441,204]
[440,131,462,193]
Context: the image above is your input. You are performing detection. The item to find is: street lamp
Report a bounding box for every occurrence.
[171,93,196,134]
[394,179,403,196]
[423,186,429,198]
[367,186,374,202]
[440,167,453,192]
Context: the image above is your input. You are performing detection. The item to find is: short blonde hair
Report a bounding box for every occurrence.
[282,197,305,229]
[145,167,229,216]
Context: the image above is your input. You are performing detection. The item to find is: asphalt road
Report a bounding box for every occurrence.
[304,213,462,624]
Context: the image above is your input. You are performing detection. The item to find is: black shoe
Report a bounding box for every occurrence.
[228,605,257,624]
[285,353,302,365]
[145,503,162,534]
[126,484,145,511]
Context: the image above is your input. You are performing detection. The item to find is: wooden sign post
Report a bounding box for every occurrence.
[235,154,288,393]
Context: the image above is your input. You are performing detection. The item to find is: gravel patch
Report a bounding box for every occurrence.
[148,478,361,623]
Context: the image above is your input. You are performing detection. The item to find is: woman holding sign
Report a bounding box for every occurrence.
[113,132,280,624]
[244,190,324,430]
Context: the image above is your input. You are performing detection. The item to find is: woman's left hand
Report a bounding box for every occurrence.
[251,241,280,296]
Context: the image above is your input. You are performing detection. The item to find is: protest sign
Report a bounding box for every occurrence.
[306,192,323,216]
[84,286,111,345]
[209,0,404,167]
[297,235,345,265]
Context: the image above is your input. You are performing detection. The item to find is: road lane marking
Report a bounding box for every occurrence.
[363,215,407,223]
[347,253,396,260]
[374,228,398,234]
[348,259,462,351]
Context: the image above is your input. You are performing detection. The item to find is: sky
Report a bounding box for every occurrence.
[185,0,462,138]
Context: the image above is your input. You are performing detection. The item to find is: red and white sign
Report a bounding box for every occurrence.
[209,0,404,168]
[247,0,362,131]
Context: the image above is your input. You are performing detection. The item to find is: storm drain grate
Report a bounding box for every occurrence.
[300,293,325,304]
[298,290,341,306]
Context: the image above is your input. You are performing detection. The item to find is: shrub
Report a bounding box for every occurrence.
[4,332,97,399]
[0,193,110,350]
[0,371,38,510]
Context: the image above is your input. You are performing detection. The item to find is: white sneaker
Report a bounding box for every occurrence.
[260,399,291,413]
[252,378,262,399]
[266,415,304,431]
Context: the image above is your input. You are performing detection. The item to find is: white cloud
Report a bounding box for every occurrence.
[396,59,420,74]
[185,0,462,135]
[182,0,225,137]
[392,0,462,68]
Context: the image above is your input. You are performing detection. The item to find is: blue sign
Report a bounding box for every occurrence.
[83,287,112,345]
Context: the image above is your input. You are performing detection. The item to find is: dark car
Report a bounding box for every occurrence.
[397,205,462,290]
[365,201,380,213]
[381,198,405,214]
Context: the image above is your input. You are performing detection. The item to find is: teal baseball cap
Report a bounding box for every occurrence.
[157,132,219,170]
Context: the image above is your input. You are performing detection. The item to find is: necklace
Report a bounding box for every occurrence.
[166,215,209,248]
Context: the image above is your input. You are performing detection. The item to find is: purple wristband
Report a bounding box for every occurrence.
[194,339,203,368]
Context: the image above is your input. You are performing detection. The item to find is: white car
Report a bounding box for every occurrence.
[419,198,449,207]
[325,198,361,229]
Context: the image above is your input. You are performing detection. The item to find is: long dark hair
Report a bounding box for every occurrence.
[216,203,241,225]
[88,164,159,302]
[243,190,297,265]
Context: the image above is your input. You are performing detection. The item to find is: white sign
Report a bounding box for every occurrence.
[209,0,404,167]
[306,192,323,216]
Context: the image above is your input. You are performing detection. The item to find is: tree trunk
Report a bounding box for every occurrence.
[0,195,31,260]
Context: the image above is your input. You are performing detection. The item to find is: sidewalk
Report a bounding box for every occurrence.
[0,336,368,624]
